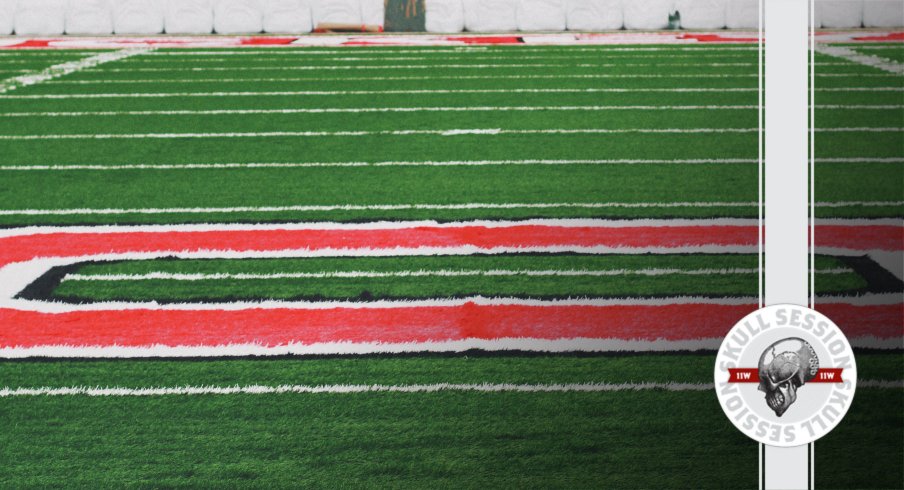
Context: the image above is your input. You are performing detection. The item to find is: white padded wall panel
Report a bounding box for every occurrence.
[463,0,518,31]
[725,0,758,28]
[425,0,464,31]
[214,0,263,33]
[817,0,863,27]
[862,0,903,27]
[312,0,361,25]
[360,0,384,26]
[112,0,164,34]
[623,0,673,29]
[166,0,213,34]
[0,0,15,35]
[263,0,311,32]
[66,0,113,35]
[566,0,623,30]
[676,0,726,28]
[15,0,66,35]
[517,0,566,30]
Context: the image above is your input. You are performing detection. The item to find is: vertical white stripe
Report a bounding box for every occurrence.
[763,0,812,488]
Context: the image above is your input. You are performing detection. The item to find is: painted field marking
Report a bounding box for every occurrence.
[47,74,764,84]
[0,222,898,355]
[0,87,761,99]
[0,380,899,397]
[139,47,761,55]
[44,72,897,85]
[86,62,769,74]
[0,159,761,170]
[125,54,761,63]
[815,45,904,75]
[2,157,899,172]
[0,48,151,94]
[0,202,760,215]
[0,202,899,216]
[3,105,900,119]
[0,127,898,141]
[3,87,898,99]
[0,105,762,118]
[60,267,851,282]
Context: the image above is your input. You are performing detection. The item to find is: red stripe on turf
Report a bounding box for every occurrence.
[0,224,899,268]
[0,303,899,348]
[0,225,758,267]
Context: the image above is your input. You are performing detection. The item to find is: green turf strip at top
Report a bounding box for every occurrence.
[48,254,864,303]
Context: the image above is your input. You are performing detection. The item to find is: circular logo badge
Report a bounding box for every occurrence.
[714,304,857,447]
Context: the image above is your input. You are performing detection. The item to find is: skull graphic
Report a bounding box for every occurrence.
[757,338,820,417]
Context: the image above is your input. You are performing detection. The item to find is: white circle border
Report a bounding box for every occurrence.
[714,304,858,447]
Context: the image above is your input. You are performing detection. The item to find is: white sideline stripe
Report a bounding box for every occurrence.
[0,105,762,118]
[0,158,763,171]
[89,62,772,73]
[1,380,899,397]
[0,127,898,141]
[0,336,898,359]
[142,47,760,55]
[0,87,763,99]
[815,45,904,75]
[127,54,760,62]
[45,72,897,85]
[5,87,899,99]
[49,74,764,84]
[91,60,776,73]
[0,383,717,397]
[62,267,850,282]
[4,157,900,172]
[0,201,897,216]
[4,105,899,118]
[0,49,150,94]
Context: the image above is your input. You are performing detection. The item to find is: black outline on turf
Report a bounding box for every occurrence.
[835,255,904,295]
[0,347,898,363]
[18,252,888,305]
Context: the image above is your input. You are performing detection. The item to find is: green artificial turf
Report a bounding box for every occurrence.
[47,254,866,303]
[0,43,900,488]
[0,353,900,488]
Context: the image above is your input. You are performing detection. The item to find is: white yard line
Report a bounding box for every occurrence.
[48,74,764,84]
[815,45,904,75]
[0,379,899,397]
[0,87,762,99]
[87,61,774,73]
[0,337,899,359]
[3,87,898,100]
[62,267,850,282]
[43,72,894,85]
[3,105,899,118]
[0,383,714,397]
[127,54,759,63]
[0,105,762,118]
[3,157,899,172]
[0,48,151,94]
[0,158,763,171]
[0,127,897,141]
[140,47,760,55]
[0,202,758,216]
[0,201,896,216]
